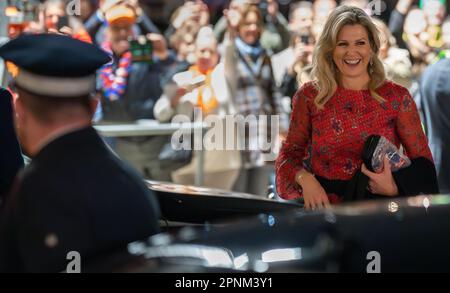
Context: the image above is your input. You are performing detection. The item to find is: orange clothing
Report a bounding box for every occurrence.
[189,65,218,115]
[73,30,92,44]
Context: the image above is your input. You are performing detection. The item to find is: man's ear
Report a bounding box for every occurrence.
[89,94,100,119]
[14,96,27,129]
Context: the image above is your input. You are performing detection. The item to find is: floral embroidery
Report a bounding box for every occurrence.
[319,145,328,155]
[344,101,353,112]
[392,100,400,111]
[360,131,369,141]
[388,117,396,128]
[402,94,412,111]
[322,160,331,171]
[343,159,355,175]
[331,118,344,135]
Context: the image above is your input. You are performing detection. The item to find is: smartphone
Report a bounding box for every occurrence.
[129,36,153,63]
[57,15,69,31]
[300,34,310,44]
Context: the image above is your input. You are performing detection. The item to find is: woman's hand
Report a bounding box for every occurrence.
[268,0,279,18]
[361,155,399,196]
[225,8,241,31]
[171,2,197,29]
[296,171,330,210]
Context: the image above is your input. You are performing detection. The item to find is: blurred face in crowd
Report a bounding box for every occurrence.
[341,0,368,10]
[332,24,373,84]
[423,0,446,26]
[372,19,391,59]
[109,19,134,56]
[195,37,219,73]
[313,0,337,23]
[183,0,210,26]
[312,0,336,39]
[229,0,247,11]
[79,0,96,22]
[45,3,65,30]
[289,4,314,32]
[238,10,262,45]
[178,33,197,63]
[404,9,428,35]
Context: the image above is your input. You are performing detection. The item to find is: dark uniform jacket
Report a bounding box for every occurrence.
[0,127,160,272]
[0,89,23,199]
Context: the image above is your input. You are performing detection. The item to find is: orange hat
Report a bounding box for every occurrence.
[104,4,136,25]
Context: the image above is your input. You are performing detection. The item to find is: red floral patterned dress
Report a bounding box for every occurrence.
[275,80,434,203]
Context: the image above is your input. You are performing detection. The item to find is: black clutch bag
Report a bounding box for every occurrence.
[341,135,438,202]
[362,135,411,173]
[362,135,381,172]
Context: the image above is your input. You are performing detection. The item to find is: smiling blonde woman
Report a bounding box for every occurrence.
[276,6,438,210]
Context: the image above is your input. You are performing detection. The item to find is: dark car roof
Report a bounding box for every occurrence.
[146,180,301,224]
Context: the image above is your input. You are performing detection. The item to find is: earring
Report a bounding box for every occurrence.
[369,59,374,74]
[327,54,333,63]
[330,61,336,72]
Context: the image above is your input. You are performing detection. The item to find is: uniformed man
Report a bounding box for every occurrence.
[0,34,160,272]
[0,88,23,200]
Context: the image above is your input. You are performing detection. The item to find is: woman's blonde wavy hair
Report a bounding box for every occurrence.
[309,5,386,109]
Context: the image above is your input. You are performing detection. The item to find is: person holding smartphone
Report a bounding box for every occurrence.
[272,1,314,87]
[42,0,92,43]
[278,29,315,100]
[98,2,178,181]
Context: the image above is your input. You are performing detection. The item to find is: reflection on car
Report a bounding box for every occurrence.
[87,181,450,272]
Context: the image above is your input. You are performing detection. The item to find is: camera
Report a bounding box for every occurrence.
[57,15,69,31]
[128,36,153,63]
[259,0,269,21]
[300,34,310,45]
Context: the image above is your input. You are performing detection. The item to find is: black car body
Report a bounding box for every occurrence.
[141,183,450,273]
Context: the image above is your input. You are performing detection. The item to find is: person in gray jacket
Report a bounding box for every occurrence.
[418,58,450,193]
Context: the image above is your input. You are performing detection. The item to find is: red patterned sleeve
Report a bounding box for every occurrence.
[396,87,434,162]
[275,85,313,200]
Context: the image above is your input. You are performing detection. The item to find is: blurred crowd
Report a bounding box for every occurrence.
[3,0,449,195]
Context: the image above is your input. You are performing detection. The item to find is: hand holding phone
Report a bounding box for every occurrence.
[57,15,69,31]
[129,36,153,63]
[146,33,169,61]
